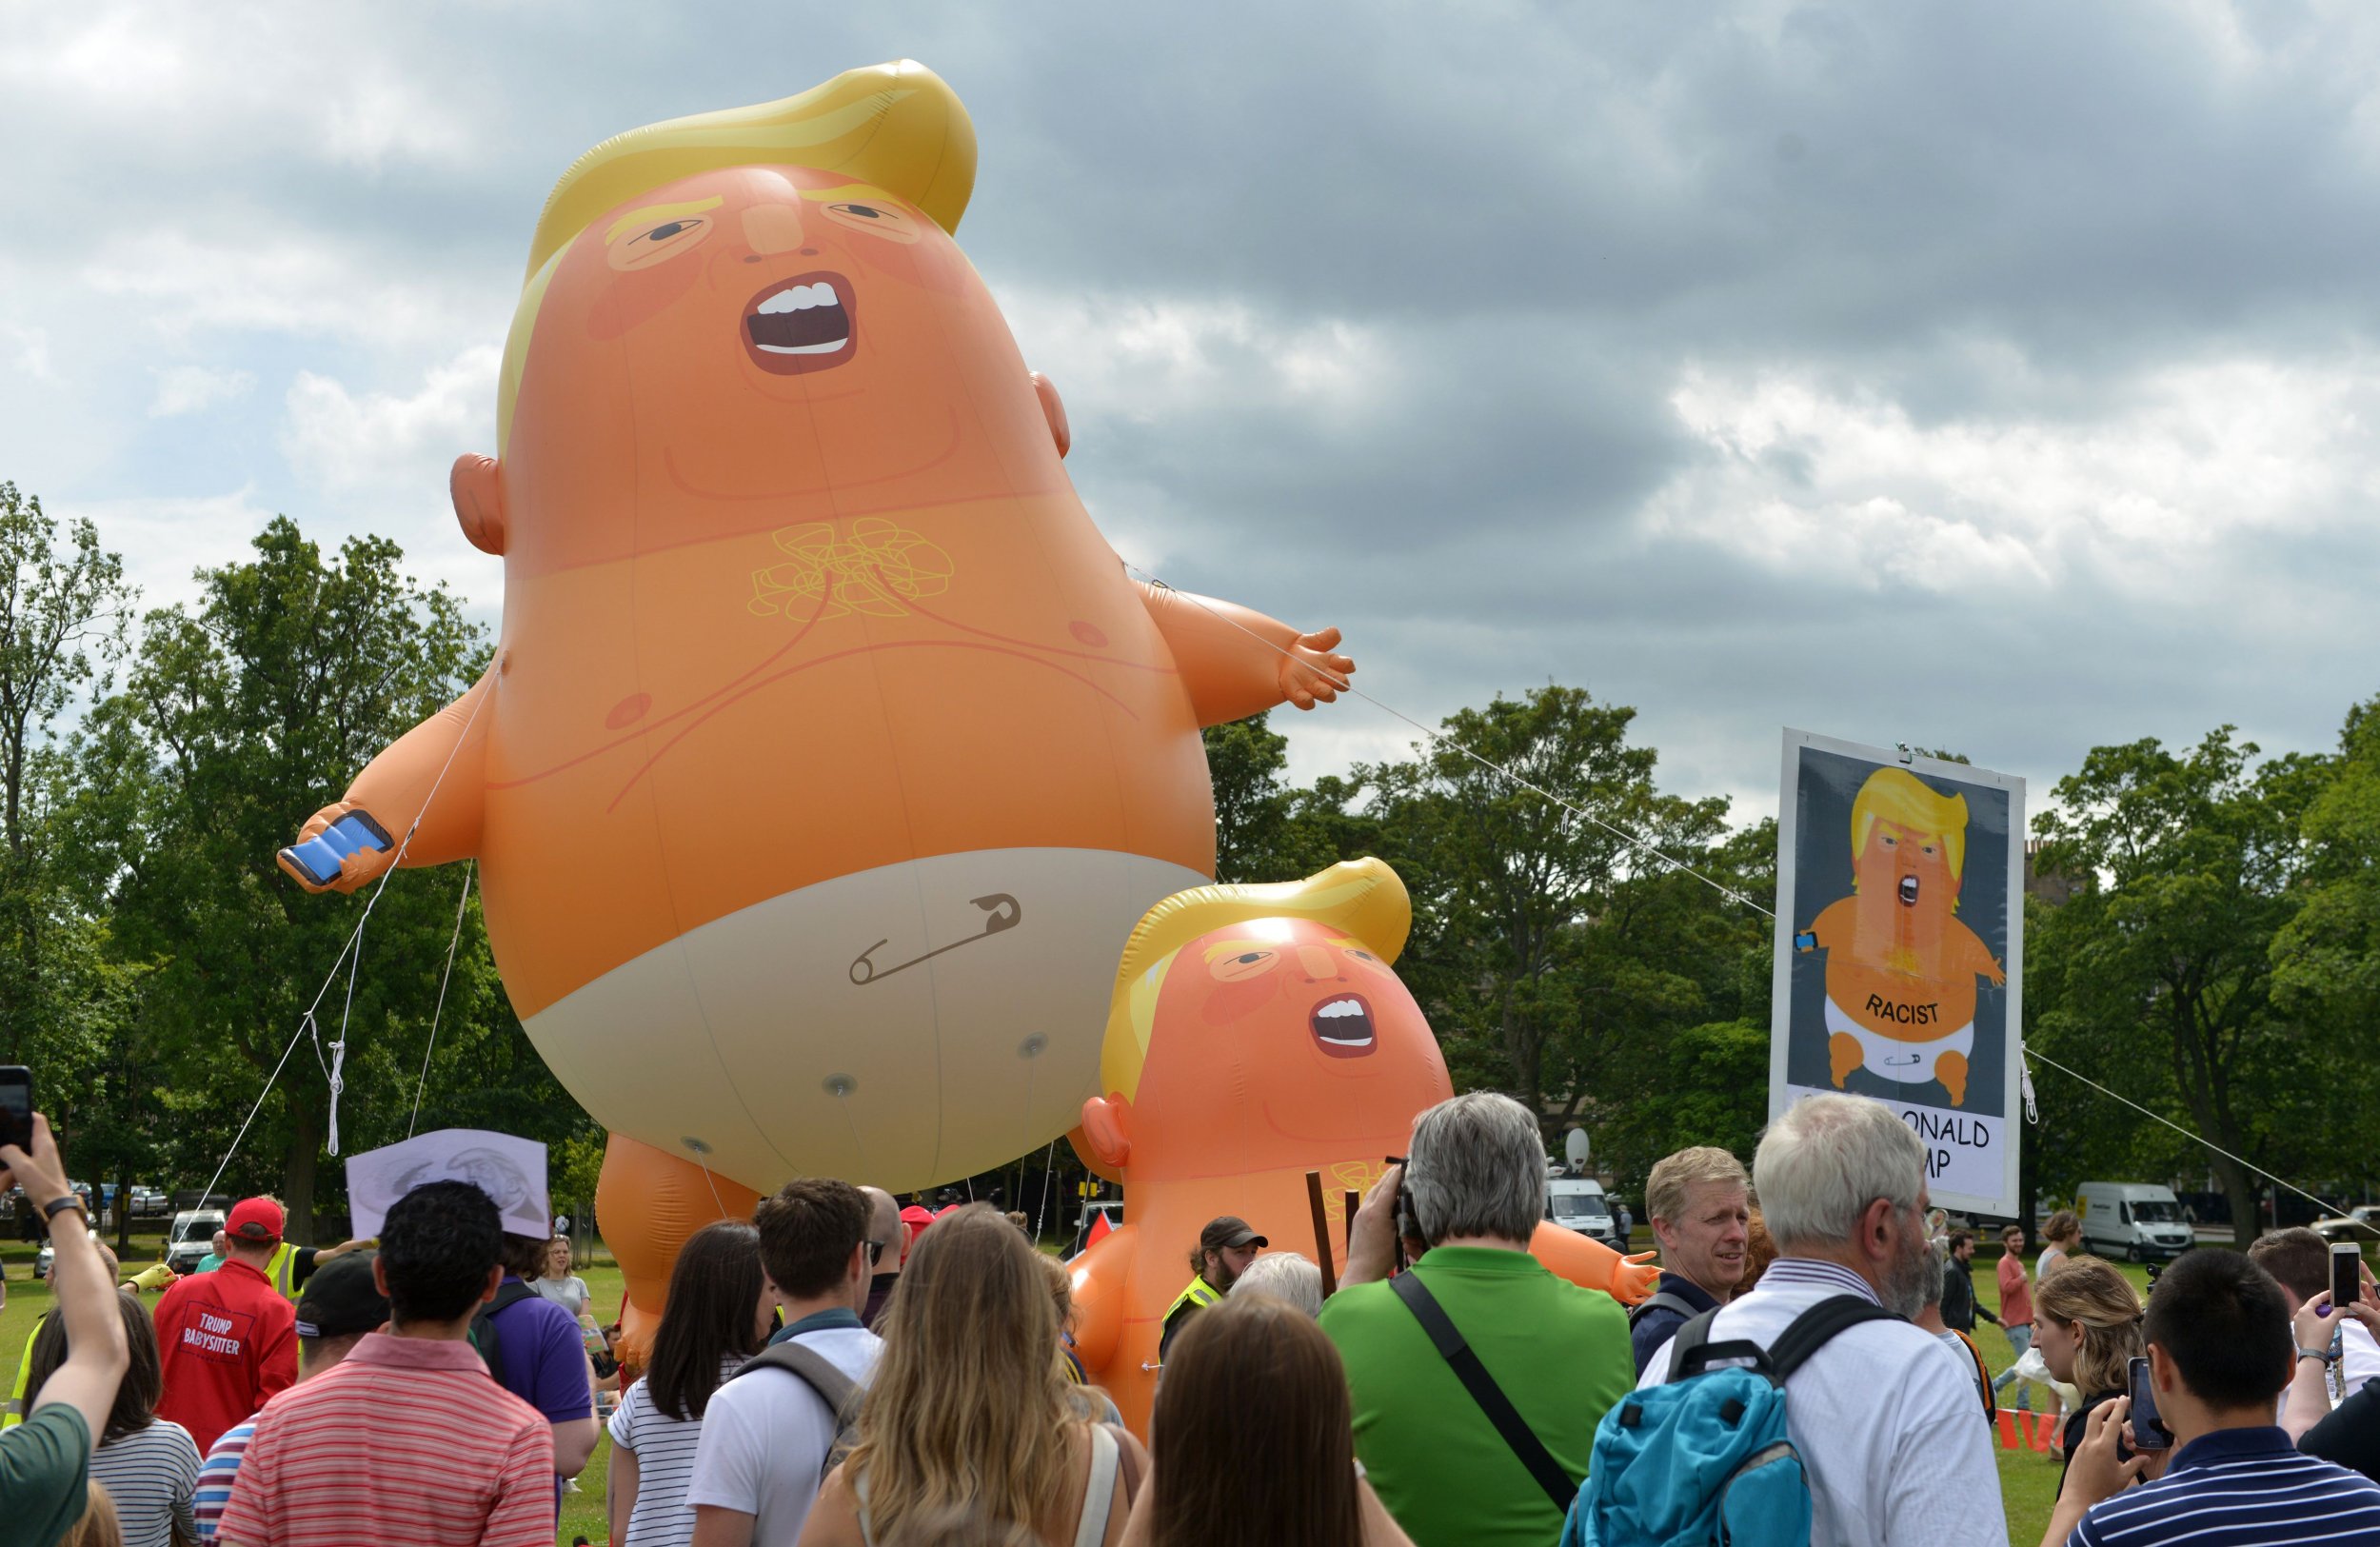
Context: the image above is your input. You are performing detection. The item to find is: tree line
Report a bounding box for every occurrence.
[4,483,2370,1246]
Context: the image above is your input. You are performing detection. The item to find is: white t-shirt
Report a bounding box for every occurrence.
[610,1356,744,1547]
[684,1324,882,1547]
[1639,1259,2005,1547]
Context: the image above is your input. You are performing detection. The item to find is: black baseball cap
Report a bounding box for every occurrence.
[294,1251,389,1339]
[1201,1217,1268,1253]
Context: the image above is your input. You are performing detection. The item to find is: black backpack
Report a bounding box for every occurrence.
[468,1281,541,1388]
[1627,1290,1704,1331]
[729,1341,864,1480]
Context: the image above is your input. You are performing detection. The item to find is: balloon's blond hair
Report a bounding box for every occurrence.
[1850,767,1969,890]
[1098,860,1413,1104]
[497,60,977,453]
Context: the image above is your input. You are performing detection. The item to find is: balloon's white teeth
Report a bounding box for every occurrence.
[756,282,842,315]
[1317,999,1364,1019]
[756,337,848,355]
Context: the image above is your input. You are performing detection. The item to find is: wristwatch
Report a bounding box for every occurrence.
[41,1194,87,1227]
[2298,1345,2338,1366]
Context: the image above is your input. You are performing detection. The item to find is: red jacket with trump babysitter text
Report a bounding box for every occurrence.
[153,1257,297,1454]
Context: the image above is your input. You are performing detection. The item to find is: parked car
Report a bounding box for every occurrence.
[165,1208,226,1275]
[1546,1177,1626,1251]
[2314,1206,2380,1244]
[32,1241,52,1280]
[2077,1181,2194,1261]
[130,1186,169,1219]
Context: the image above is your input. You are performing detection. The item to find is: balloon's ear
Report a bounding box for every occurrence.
[1031,372,1070,460]
[451,453,507,555]
[1079,1095,1132,1170]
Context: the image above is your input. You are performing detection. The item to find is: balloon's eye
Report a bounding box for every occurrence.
[835,204,882,219]
[1348,950,1377,962]
[646,221,690,241]
[1238,953,1262,964]
[1211,949,1279,982]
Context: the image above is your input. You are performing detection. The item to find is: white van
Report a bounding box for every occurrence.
[2076,1181,2193,1261]
[1545,1178,1624,1251]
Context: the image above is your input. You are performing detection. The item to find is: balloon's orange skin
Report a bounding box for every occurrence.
[1066,918,1655,1435]
[282,164,1358,1337]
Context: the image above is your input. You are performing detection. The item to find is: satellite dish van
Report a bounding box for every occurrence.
[2076,1181,2192,1261]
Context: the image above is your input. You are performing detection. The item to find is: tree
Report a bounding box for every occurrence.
[96,518,593,1237]
[0,484,133,1065]
[2029,729,2345,1245]
[1361,686,1715,1125]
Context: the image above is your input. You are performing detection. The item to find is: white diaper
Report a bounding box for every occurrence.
[1823,998,1974,1083]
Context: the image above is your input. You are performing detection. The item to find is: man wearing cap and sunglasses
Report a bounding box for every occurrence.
[1159,1217,1267,1362]
[191,1250,391,1540]
[154,1197,300,1455]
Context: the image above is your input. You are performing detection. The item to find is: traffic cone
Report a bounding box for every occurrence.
[1996,1411,2018,1449]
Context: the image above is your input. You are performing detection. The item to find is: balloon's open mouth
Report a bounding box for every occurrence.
[1311,993,1376,1058]
[744,271,856,374]
[1898,875,1919,907]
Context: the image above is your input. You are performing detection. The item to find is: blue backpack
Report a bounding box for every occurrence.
[1563,1295,1897,1547]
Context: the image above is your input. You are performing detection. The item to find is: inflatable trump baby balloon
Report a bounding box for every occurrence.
[1065,860,1656,1432]
[276,62,1357,1346]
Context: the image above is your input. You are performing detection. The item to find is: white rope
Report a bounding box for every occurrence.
[200,673,492,1192]
[2022,1045,2348,1219]
[408,861,476,1139]
[1034,1138,1059,1242]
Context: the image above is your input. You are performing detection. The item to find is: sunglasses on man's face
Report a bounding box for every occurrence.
[865,1240,888,1266]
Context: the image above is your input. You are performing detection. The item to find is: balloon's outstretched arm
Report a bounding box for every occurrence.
[1136,582,1356,725]
[1528,1220,1660,1305]
[1066,1220,1135,1374]
[277,668,493,893]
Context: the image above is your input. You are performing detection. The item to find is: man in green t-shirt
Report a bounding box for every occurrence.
[1320,1093,1633,1547]
[0,1114,130,1547]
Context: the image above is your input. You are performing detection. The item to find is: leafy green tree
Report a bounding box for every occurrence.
[96,518,593,1238]
[0,483,134,1068]
[2030,729,2347,1245]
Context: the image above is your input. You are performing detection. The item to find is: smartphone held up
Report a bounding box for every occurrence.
[0,1066,30,1155]
[2127,1355,2172,1451]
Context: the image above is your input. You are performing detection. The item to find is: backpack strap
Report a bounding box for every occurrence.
[1626,1290,1702,1330]
[469,1279,542,1387]
[1071,1422,1121,1547]
[1389,1270,1577,1514]
[1764,1295,1903,1381]
[733,1340,863,1427]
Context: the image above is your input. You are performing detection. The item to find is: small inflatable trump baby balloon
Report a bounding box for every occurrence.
[1795,767,2006,1106]
[276,61,1356,1350]
[1065,860,1656,1433]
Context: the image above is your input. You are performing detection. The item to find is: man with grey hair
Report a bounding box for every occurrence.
[1323,1093,1633,1547]
[1230,1252,1323,1317]
[1636,1094,2003,1545]
[1630,1144,1751,1374]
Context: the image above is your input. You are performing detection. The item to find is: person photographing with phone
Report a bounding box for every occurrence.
[0,1109,132,1546]
[2043,1249,2380,1547]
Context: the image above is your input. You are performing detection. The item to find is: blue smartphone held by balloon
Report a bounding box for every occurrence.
[279,810,394,888]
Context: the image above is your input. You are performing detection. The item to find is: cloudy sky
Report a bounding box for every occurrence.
[8,2,2378,830]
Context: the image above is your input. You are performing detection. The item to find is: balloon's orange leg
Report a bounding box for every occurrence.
[594,1133,763,1379]
[1829,1033,1861,1088]
[1936,1051,1970,1108]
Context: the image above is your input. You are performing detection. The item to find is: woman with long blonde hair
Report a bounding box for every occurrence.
[799,1206,1149,1547]
[2033,1254,2143,1482]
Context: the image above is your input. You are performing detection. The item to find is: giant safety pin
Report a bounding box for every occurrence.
[850,893,1023,986]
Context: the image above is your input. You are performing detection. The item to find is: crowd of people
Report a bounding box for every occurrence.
[7,1096,2380,1545]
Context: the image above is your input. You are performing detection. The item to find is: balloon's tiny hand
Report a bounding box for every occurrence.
[1614,1251,1661,1305]
[1279,627,1354,711]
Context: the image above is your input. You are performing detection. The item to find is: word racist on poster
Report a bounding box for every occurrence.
[1768,730,2024,1216]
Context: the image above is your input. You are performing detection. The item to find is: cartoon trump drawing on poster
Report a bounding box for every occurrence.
[1794,768,2005,1107]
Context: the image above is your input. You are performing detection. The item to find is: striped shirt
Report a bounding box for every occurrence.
[90,1418,202,1547]
[2068,1425,2380,1546]
[213,1330,554,1547]
[192,1418,255,1540]
[607,1357,742,1547]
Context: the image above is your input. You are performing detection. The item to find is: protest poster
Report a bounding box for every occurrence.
[346,1128,550,1240]
[1769,729,2023,1216]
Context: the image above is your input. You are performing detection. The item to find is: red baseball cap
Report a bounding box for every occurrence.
[899,1205,935,1229]
[227,1197,285,1243]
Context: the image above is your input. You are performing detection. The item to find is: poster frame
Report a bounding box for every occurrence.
[1768,727,2025,1218]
